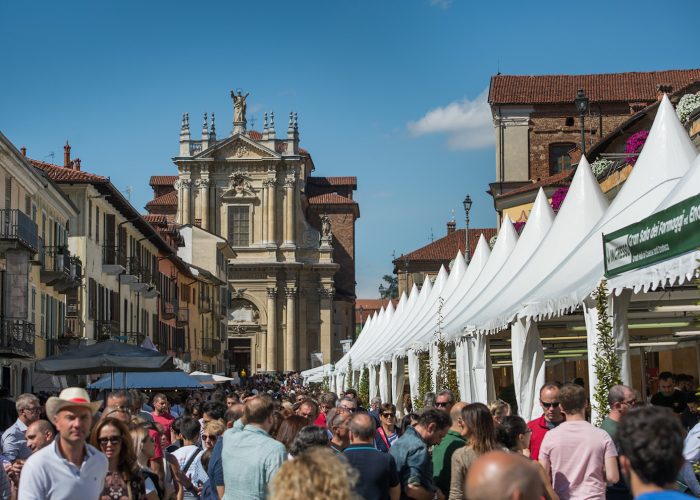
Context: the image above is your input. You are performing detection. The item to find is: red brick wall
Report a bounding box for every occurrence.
[527,102,646,181]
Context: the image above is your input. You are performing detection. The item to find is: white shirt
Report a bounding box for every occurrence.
[18,439,108,500]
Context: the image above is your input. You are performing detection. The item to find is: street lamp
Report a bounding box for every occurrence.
[575,89,589,157]
[463,195,472,264]
[379,284,386,306]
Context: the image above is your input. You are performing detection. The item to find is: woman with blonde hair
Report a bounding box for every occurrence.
[90,417,149,499]
[488,399,512,425]
[130,424,163,499]
[269,447,358,500]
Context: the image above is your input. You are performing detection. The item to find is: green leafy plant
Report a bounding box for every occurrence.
[347,357,354,389]
[358,367,369,407]
[321,376,330,392]
[592,280,621,426]
[414,351,432,411]
[434,297,459,396]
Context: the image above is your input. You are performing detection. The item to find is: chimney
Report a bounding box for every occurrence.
[63,142,71,168]
[20,147,26,156]
[656,84,673,101]
[447,220,456,235]
[72,158,81,171]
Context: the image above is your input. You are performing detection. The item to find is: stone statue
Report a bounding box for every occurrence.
[321,214,332,239]
[230,89,250,124]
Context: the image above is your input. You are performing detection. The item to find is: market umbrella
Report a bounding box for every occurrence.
[190,371,235,384]
[35,340,173,375]
[87,371,205,390]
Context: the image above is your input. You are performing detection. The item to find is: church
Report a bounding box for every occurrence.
[146,91,359,373]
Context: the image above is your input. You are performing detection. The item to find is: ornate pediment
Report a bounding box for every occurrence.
[221,172,257,200]
[195,135,279,161]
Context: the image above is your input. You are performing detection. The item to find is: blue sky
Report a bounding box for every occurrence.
[1,0,697,298]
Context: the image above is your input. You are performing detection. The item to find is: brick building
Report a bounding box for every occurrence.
[488,69,700,225]
[393,222,497,296]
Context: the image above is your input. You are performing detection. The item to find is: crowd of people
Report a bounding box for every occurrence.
[0,371,698,500]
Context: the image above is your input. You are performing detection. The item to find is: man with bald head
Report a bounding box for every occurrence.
[344,412,400,500]
[466,450,543,500]
[25,420,54,453]
[433,401,468,496]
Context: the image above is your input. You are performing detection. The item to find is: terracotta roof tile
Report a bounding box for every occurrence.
[149,175,178,186]
[495,169,575,199]
[489,69,700,105]
[30,159,108,183]
[248,130,263,141]
[307,176,358,188]
[146,191,178,208]
[307,193,357,205]
[143,214,168,225]
[395,228,497,263]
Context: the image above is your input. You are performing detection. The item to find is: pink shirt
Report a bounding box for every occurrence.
[539,420,617,500]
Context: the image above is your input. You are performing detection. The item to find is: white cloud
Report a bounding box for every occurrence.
[407,88,494,150]
[428,0,453,8]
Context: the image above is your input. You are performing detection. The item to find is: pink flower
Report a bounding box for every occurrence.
[624,130,649,166]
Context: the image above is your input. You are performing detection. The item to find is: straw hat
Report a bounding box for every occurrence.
[46,387,102,420]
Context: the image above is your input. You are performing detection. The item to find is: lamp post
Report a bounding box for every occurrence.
[575,89,589,157]
[379,284,386,306]
[463,195,472,264]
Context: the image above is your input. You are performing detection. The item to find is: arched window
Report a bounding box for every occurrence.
[549,143,576,175]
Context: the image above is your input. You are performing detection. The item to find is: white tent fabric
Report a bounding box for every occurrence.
[467,334,495,403]
[455,340,472,402]
[445,189,555,341]
[379,361,390,404]
[429,342,439,392]
[369,364,379,400]
[391,356,406,416]
[608,153,700,294]
[407,349,420,405]
[463,156,610,334]
[520,96,697,321]
[511,317,545,421]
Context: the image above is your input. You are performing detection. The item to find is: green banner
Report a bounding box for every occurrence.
[603,193,700,277]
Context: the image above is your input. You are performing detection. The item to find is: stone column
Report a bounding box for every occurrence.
[266,287,277,371]
[283,177,295,246]
[182,179,191,225]
[266,179,277,246]
[318,285,334,366]
[285,287,297,371]
[260,181,267,245]
[298,290,308,370]
[200,177,210,230]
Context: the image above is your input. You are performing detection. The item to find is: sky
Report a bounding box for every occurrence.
[1,0,698,298]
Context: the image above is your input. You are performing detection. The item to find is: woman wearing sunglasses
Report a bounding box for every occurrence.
[375,403,400,453]
[90,417,150,499]
[130,425,163,499]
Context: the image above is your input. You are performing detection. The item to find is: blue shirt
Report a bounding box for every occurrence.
[344,443,400,500]
[221,424,286,500]
[1,419,30,461]
[205,419,244,500]
[389,426,435,498]
[637,491,697,500]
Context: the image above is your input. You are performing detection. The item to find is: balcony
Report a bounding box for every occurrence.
[46,336,83,357]
[176,307,189,326]
[40,246,79,291]
[161,300,177,320]
[202,337,221,357]
[127,258,152,292]
[0,319,35,358]
[213,302,228,319]
[64,317,84,338]
[0,209,39,255]
[199,297,212,313]
[95,319,119,341]
[102,246,126,275]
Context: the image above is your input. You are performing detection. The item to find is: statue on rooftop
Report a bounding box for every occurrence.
[231,89,250,124]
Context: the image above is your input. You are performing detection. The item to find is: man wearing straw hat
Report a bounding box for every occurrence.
[18,387,107,499]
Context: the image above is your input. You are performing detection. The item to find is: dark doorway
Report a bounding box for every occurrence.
[229,338,251,376]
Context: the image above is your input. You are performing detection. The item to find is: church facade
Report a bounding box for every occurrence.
[146,92,359,373]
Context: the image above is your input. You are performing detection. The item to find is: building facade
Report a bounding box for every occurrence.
[0,135,80,396]
[146,95,359,372]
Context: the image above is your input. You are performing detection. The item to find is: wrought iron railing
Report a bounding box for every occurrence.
[102,245,127,268]
[202,337,221,357]
[0,209,38,252]
[0,319,35,358]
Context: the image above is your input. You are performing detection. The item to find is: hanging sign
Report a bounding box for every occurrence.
[603,193,700,277]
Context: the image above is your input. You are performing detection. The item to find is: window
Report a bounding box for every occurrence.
[96,206,100,243]
[5,176,12,210]
[228,206,250,247]
[24,195,30,216]
[30,286,36,324]
[549,143,576,175]
[88,200,92,238]
[40,293,45,338]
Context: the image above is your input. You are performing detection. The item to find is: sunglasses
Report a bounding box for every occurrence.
[98,436,122,445]
[540,401,560,409]
[382,413,396,418]
[203,434,218,441]
[435,402,450,408]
